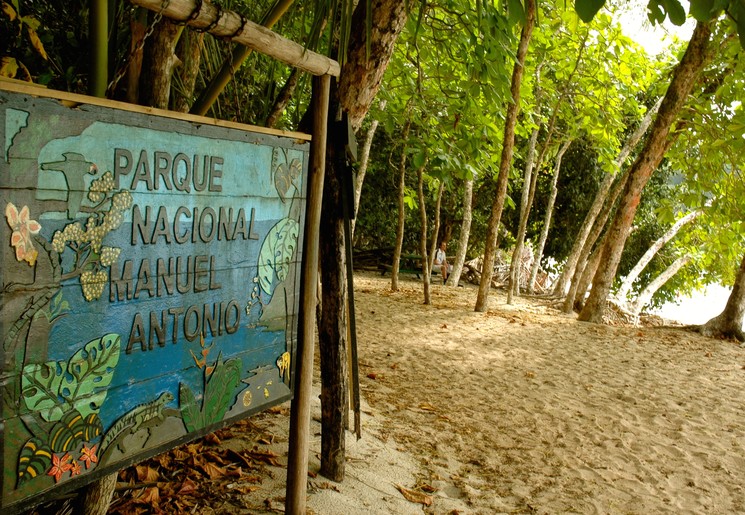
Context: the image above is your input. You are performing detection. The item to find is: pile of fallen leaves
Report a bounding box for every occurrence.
[108,409,285,514]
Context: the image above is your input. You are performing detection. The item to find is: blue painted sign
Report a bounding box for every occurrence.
[0,86,309,513]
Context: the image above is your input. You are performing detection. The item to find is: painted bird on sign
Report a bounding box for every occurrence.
[40,152,98,218]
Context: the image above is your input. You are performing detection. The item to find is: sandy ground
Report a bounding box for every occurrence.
[113,271,745,514]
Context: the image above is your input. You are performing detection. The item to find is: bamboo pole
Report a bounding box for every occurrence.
[130,0,340,77]
[89,0,108,97]
[285,74,330,514]
[190,0,295,115]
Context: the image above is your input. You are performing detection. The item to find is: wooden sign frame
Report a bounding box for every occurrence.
[0,81,312,513]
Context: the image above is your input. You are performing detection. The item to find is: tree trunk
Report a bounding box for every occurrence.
[139,17,182,108]
[569,240,604,312]
[391,116,411,292]
[314,0,409,482]
[73,472,117,515]
[695,253,745,342]
[529,139,571,293]
[507,126,540,303]
[125,8,148,103]
[417,164,432,305]
[475,0,536,312]
[629,254,692,316]
[173,30,204,112]
[552,97,663,297]
[266,68,301,128]
[351,100,385,237]
[318,92,348,481]
[447,178,473,286]
[427,181,445,277]
[339,1,409,131]
[562,163,632,313]
[579,21,712,323]
[615,210,700,303]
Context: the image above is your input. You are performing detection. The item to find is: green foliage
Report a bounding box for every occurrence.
[21,333,121,422]
[180,354,242,433]
[574,0,605,23]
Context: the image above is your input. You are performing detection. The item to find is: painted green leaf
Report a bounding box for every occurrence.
[574,0,605,22]
[17,437,52,486]
[179,382,204,433]
[21,333,120,421]
[21,361,66,422]
[257,218,299,296]
[61,334,121,418]
[203,355,242,425]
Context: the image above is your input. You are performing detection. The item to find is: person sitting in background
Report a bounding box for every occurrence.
[433,241,452,284]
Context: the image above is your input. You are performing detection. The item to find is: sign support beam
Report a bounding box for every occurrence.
[285,74,330,514]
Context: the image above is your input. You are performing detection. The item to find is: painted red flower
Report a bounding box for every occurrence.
[79,444,98,469]
[5,202,41,266]
[69,459,82,477]
[47,453,73,483]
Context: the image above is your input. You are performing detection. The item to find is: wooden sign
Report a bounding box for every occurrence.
[0,85,310,513]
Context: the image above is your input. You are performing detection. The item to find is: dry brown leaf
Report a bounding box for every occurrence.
[247,449,282,467]
[136,465,159,483]
[234,484,260,494]
[153,454,171,469]
[395,484,433,506]
[226,449,254,469]
[199,461,227,480]
[172,449,190,461]
[203,450,226,465]
[316,481,340,492]
[134,486,160,504]
[420,483,437,493]
[185,443,203,455]
[176,477,198,495]
[203,432,222,445]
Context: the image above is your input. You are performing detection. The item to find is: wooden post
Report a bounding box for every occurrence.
[285,74,330,514]
[89,0,108,97]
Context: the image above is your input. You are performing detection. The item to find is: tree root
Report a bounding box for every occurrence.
[686,320,745,343]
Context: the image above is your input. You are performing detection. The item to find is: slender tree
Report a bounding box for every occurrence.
[628,254,693,316]
[447,177,473,286]
[528,138,571,293]
[579,21,712,323]
[475,0,536,312]
[614,210,700,304]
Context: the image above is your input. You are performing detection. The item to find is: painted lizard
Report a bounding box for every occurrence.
[100,392,174,460]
